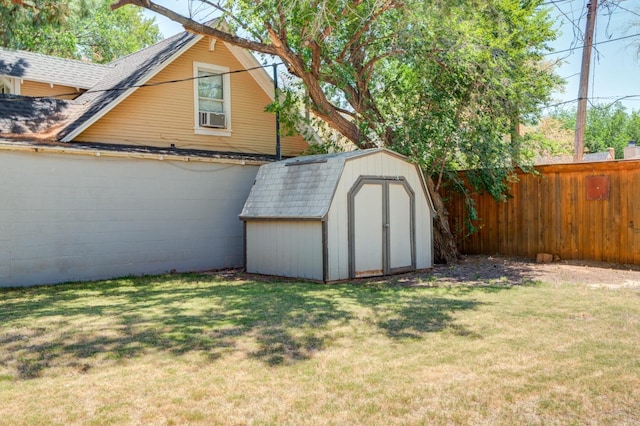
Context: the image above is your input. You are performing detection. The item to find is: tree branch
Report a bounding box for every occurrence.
[198,0,265,43]
[110,0,372,148]
[111,0,279,56]
[359,47,404,87]
[337,0,399,62]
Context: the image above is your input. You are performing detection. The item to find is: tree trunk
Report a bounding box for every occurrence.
[425,175,460,264]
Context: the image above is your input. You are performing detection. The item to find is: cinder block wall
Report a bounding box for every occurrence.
[0,151,259,286]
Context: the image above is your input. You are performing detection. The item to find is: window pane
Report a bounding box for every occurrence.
[198,71,223,100]
[199,98,224,113]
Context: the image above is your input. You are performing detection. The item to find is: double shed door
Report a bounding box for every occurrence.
[348,177,416,278]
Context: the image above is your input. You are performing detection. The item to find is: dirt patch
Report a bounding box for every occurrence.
[401,255,640,289]
[233,255,640,289]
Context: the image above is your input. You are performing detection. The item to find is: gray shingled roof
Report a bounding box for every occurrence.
[0,33,199,139]
[240,149,383,220]
[59,31,198,140]
[583,152,613,162]
[0,47,111,89]
[0,95,80,137]
[535,151,614,165]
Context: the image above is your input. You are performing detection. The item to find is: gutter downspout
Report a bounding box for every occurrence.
[273,63,281,161]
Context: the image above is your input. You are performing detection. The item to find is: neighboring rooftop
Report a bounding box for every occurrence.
[535,149,615,165]
[0,46,112,89]
[624,142,640,159]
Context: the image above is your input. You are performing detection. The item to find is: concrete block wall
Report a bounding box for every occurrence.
[0,150,259,286]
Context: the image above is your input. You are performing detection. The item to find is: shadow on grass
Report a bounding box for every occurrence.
[0,264,528,379]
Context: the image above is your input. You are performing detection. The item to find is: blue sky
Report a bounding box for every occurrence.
[547,0,640,112]
[147,0,640,113]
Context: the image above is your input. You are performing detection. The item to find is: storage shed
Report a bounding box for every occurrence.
[240,148,435,281]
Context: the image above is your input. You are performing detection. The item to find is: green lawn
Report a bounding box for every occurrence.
[0,269,638,425]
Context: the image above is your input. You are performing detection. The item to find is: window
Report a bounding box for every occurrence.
[193,62,231,136]
[0,76,18,95]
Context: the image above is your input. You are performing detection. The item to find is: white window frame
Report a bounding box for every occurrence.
[0,76,20,95]
[193,62,231,136]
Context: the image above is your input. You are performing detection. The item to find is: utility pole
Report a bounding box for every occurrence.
[574,0,598,162]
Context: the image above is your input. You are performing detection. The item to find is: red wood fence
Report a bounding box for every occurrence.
[445,159,640,265]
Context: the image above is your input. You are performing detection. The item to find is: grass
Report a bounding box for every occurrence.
[0,270,639,425]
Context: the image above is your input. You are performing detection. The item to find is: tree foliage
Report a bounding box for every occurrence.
[113,0,560,262]
[1,0,161,63]
[533,103,640,158]
[520,116,574,159]
[378,1,560,199]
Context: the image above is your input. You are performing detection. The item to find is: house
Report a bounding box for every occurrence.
[534,148,615,165]
[624,141,640,159]
[583,148,615,162]
[0,29,308,286]
[240,149,435,281]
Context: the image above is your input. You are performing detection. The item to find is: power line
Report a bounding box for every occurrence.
[552,0,585,39]
[545,31,640,55]
[544,94,640,109]
[540,0,573,6]
[607,2,640,19]
[1,62,284,101]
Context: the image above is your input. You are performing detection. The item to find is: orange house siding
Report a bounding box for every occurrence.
[21,81,83,99]
[75,38,308,156]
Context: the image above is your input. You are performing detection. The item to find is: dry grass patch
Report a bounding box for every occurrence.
[0,267,639,425]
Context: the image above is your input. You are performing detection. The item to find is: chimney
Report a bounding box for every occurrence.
[624,140,640,159]
[606,147,615,160]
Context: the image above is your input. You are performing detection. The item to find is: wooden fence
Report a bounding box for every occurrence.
[445,159,640,265]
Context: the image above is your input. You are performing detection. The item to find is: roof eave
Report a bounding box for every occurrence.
[239,215,325,222]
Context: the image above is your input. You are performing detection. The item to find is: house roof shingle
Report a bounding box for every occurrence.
[0,95,80,138]
[0,47,111,89]
[583,152,612,162]
[0,32,199,139]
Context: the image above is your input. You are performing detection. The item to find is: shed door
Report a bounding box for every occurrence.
[388,182,413,272]
[348,177,415,278]
[352,183,385,277]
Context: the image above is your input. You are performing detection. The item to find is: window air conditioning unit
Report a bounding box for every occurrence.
[200,111,226,128]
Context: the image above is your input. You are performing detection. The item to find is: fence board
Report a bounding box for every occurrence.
[446,159,640,265]
[627,173,640,264]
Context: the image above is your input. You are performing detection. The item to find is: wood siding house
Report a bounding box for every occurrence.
[0,30,308,286]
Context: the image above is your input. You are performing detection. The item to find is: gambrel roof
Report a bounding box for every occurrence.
[240,148,415,220]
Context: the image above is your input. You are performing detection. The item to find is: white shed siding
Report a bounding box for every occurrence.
[325,152,433,281]
[0,150,258,287]
[245,221,323,280]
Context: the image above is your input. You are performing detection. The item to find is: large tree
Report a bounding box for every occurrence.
[1,0,161,63]
[112,0,559,262]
